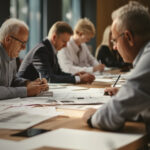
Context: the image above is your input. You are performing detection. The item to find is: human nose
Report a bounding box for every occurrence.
[113,44,117,50]
[22,43,26,49]
[63,42,67,47]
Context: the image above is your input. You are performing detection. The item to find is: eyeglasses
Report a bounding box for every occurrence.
[10,35,27,47]
[111,33,124,46]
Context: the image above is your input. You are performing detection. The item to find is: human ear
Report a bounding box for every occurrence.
[51,33,57,43]
[4,36,11,45]
[124,30,134,46]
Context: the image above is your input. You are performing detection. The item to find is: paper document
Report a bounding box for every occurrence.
[19,128,144,150]
[0,139,22,150]
[0,106,61,129]
[51,87,111,104]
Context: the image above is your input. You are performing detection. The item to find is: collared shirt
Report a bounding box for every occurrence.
[57,37,99,74]
[91,41,150,131]
[0,44,27,100]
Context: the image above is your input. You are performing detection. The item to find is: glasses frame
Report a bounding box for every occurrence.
[10,35,27,46]
[111,33,124,46]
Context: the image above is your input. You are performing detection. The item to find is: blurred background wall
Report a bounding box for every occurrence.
[1,0,150,59]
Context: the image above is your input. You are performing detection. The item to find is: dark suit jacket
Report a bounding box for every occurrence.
[18,39,75,83]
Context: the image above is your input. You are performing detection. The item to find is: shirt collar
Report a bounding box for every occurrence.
[133,41,150,67]
[44,37,57,55]
[70,36,81,54]
[51,41,58,55]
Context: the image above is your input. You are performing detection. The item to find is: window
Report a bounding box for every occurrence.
[10,0,42,59]
[62,0,81,28]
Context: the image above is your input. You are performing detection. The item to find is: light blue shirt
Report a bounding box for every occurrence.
[91,41,150,130]
[0,44,27,100]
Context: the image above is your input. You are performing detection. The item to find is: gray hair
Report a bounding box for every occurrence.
[0,18,29,42]
[112,1,150,38]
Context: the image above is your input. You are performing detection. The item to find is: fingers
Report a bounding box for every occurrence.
[41,78,48,84]
[27,79,49,96]
[27,84,49,97]
[104,87,118,96]
[40,84,49,91]
[87,74,95,83]
[80,73,95,84]
[33,78,48,85]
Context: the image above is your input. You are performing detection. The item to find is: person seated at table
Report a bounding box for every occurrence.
[95,25,132,71]
[57,18,105,75]
[18,21,95,84]
[0,18,48,100]
[83,1,150,132]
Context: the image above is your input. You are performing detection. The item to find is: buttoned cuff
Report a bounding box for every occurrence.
[75,76,80,83]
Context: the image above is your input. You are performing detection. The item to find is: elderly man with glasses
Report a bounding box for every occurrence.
[83,1,150,133]
[0,18,48,100]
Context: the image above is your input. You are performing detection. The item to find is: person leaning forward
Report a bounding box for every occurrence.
[0,18,48,100]
[83,1,150,132]
[18,21,95,84]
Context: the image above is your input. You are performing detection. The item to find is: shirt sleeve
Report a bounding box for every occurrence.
[90,47,150,130]
[0,86,27,100]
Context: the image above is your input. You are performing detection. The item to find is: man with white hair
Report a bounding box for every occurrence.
[0,18,48,100]
[83,1,150,132]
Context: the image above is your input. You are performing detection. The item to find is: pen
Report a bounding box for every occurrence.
[104,74,121,95]
[112,74,121,87]
[39,72,42,80]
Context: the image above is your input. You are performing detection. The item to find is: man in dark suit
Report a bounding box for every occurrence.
[18,21,95,83]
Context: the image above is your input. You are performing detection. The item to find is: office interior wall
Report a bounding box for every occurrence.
[45,0,62,37]
[2,0,150,57]
[0,0,10,26]
[96,0,150,48]
[81,0,97,54]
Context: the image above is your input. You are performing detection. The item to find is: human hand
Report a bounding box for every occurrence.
[104,87,119,96]
[79,73,95,84]
[93,64,105,72]
[27,79,49,97]
[82,108,97,123]
[75,71,86,76]
[35,78,48,85]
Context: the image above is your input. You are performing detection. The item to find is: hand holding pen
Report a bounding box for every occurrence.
[38,72,47,84]
[104,75,121,96]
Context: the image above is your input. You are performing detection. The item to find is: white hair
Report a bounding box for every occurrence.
[0,18,29,42]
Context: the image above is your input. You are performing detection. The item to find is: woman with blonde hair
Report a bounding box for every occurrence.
[57,18,105,74]
[96,25,132,70]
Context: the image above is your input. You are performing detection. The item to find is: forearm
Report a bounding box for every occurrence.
[0,86,27,100]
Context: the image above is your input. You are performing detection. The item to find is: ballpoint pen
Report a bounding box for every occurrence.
[112,74,121,87]
[38,72,44,86]
[39,72,42,81]
[104,74,121,95]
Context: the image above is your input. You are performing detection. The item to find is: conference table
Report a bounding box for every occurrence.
[0,69,149,150]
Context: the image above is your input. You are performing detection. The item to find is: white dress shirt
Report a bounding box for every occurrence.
[57,37,99,74]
